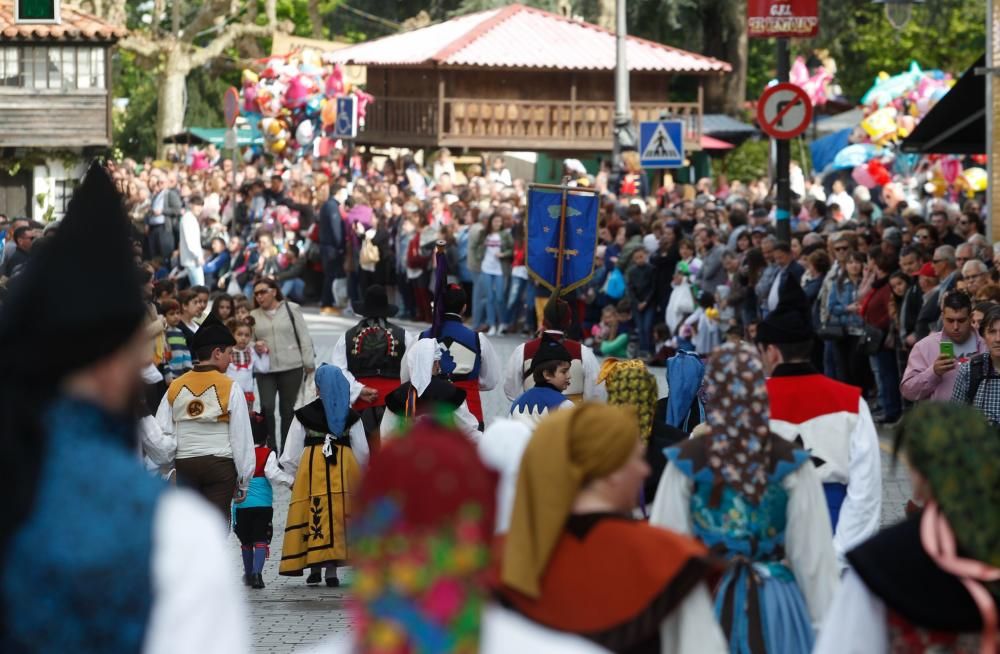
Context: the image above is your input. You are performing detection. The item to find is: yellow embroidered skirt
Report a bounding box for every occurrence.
[279,444,361,576]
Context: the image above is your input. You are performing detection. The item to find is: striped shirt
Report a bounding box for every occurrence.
[165,327,193,377]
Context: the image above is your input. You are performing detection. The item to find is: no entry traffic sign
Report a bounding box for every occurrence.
[756,83,813,140]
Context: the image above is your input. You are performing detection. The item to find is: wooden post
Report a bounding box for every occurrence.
[570,72,577,142]
[437,71,445,139]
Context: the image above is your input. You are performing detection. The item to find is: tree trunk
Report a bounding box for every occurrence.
[701,5,747,115]
[156,50,190,158]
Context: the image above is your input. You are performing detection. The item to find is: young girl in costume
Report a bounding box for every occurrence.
[232,419,283,589]
[276,365,369,587]
[225,317,270,410]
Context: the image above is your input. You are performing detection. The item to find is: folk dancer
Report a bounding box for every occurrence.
[0,163,247,653]
[755,304,882,565]
[414,283,500,431]
[157,312,256,518]
[330,284,415,451]
[276,365,368,587]
[650,343,839,653]
[503,296,604,404]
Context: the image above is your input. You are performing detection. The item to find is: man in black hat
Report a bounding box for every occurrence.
[157,312,255,517]
[329,284,417,445]
[0,163,247,651]
[756,303,882,568]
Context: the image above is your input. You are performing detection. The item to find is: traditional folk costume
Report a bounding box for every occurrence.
[815,402,1000,654]
[650,343,839,654]
[156,313,256,518]
[0,164,247,653]
[226,344,269,409]
[318,418,608,654]
[330,284,416,443]
[504,330,604,403]
[597,358,660,442]
[508,333,575,429]
[379,338,481,441]
[756,306,882,562]
[498,404,728,653]
[416,308,501,429]
[277,365,368,584]
[232,439,283,589]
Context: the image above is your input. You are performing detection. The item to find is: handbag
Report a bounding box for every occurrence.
[284,301,317,409]
[360,236,380,266]
[858,324,885,356]
[816,324,846,341]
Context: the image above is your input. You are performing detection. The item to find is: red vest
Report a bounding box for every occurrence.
[253,445,271,478]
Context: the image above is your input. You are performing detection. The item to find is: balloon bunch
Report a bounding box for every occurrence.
[790,56,834,107]
[240,48,375,158]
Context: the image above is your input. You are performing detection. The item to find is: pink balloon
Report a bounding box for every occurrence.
[852,164,877,189]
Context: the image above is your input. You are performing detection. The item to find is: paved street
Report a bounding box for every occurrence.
[233,310,911,652]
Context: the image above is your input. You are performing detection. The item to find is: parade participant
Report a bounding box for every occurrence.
[323,418,608,653]
[379,338,480,440]
[0,164,246,652]
[901,290,984,402]
[815,402,1000,654]
[478,418,534,534]
[756,303,882,564]
[232,418,283,590]
[157,312,256,517]
[276,365,368,587]
[498,403,728,653]
[597,358,660,442]
[503,296,604,403]
[650,343,839,653]
[508,332,575,428]
[414,283,501,430]
[330,284,416,442]
[225,317,270,409]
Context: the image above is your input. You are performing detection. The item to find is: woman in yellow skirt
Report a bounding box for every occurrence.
[276,364,370,586]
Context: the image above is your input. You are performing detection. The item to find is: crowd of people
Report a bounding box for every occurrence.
[2,142,999,654]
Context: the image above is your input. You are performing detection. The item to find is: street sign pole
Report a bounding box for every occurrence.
[775,38,791,244]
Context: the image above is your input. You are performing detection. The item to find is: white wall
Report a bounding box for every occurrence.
[31,158,86,223]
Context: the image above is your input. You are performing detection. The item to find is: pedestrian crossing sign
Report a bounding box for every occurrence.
[638,120,685,168]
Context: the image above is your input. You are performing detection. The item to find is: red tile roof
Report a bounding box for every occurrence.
[0,2,125,42]
[328,4,730,74]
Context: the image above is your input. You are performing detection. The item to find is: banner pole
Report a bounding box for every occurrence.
[555,188,568,294]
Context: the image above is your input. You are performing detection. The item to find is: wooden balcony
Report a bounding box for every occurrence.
[358,96,703,152]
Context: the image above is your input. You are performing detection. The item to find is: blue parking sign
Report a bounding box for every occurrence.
[638,120,685,168]
[332,96,358,139]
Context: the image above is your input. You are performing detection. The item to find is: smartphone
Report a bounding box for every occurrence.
[940,341,955,358]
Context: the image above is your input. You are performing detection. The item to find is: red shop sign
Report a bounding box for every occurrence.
[747,0,819,39]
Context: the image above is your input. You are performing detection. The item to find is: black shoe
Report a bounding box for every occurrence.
[326,575,340,588]
[306,571,322,585]
[242,574,251,587]
[250,574,265,589]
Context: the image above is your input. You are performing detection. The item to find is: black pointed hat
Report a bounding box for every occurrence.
[0,162,146,383]
[190,311,236,354]
[354,284,398,319]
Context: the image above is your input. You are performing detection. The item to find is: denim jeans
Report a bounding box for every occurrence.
[869,349,901,419]
[471,271,488,329]
[281,278,305,303]
[634,304,655,354]
[504,276,529,325]
[483,272,505,328]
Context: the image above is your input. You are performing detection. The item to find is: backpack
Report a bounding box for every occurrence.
[965,352,990,405]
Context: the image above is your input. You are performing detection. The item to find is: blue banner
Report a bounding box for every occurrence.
[526,186,599,294]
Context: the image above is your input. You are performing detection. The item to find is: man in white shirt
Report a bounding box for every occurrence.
[179,195,205,287]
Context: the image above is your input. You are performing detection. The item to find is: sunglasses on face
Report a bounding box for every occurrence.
[253,288,272,296]
[834,246,848,252]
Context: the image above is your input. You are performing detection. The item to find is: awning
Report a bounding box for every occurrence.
[163,127,264,147]
[700,134,734,150]
[900,55,985,155]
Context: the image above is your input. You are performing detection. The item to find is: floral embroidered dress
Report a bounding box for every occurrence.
[650,343,839,654]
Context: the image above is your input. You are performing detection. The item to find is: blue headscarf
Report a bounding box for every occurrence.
[316,364,350,435]
[665,350,705,429]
